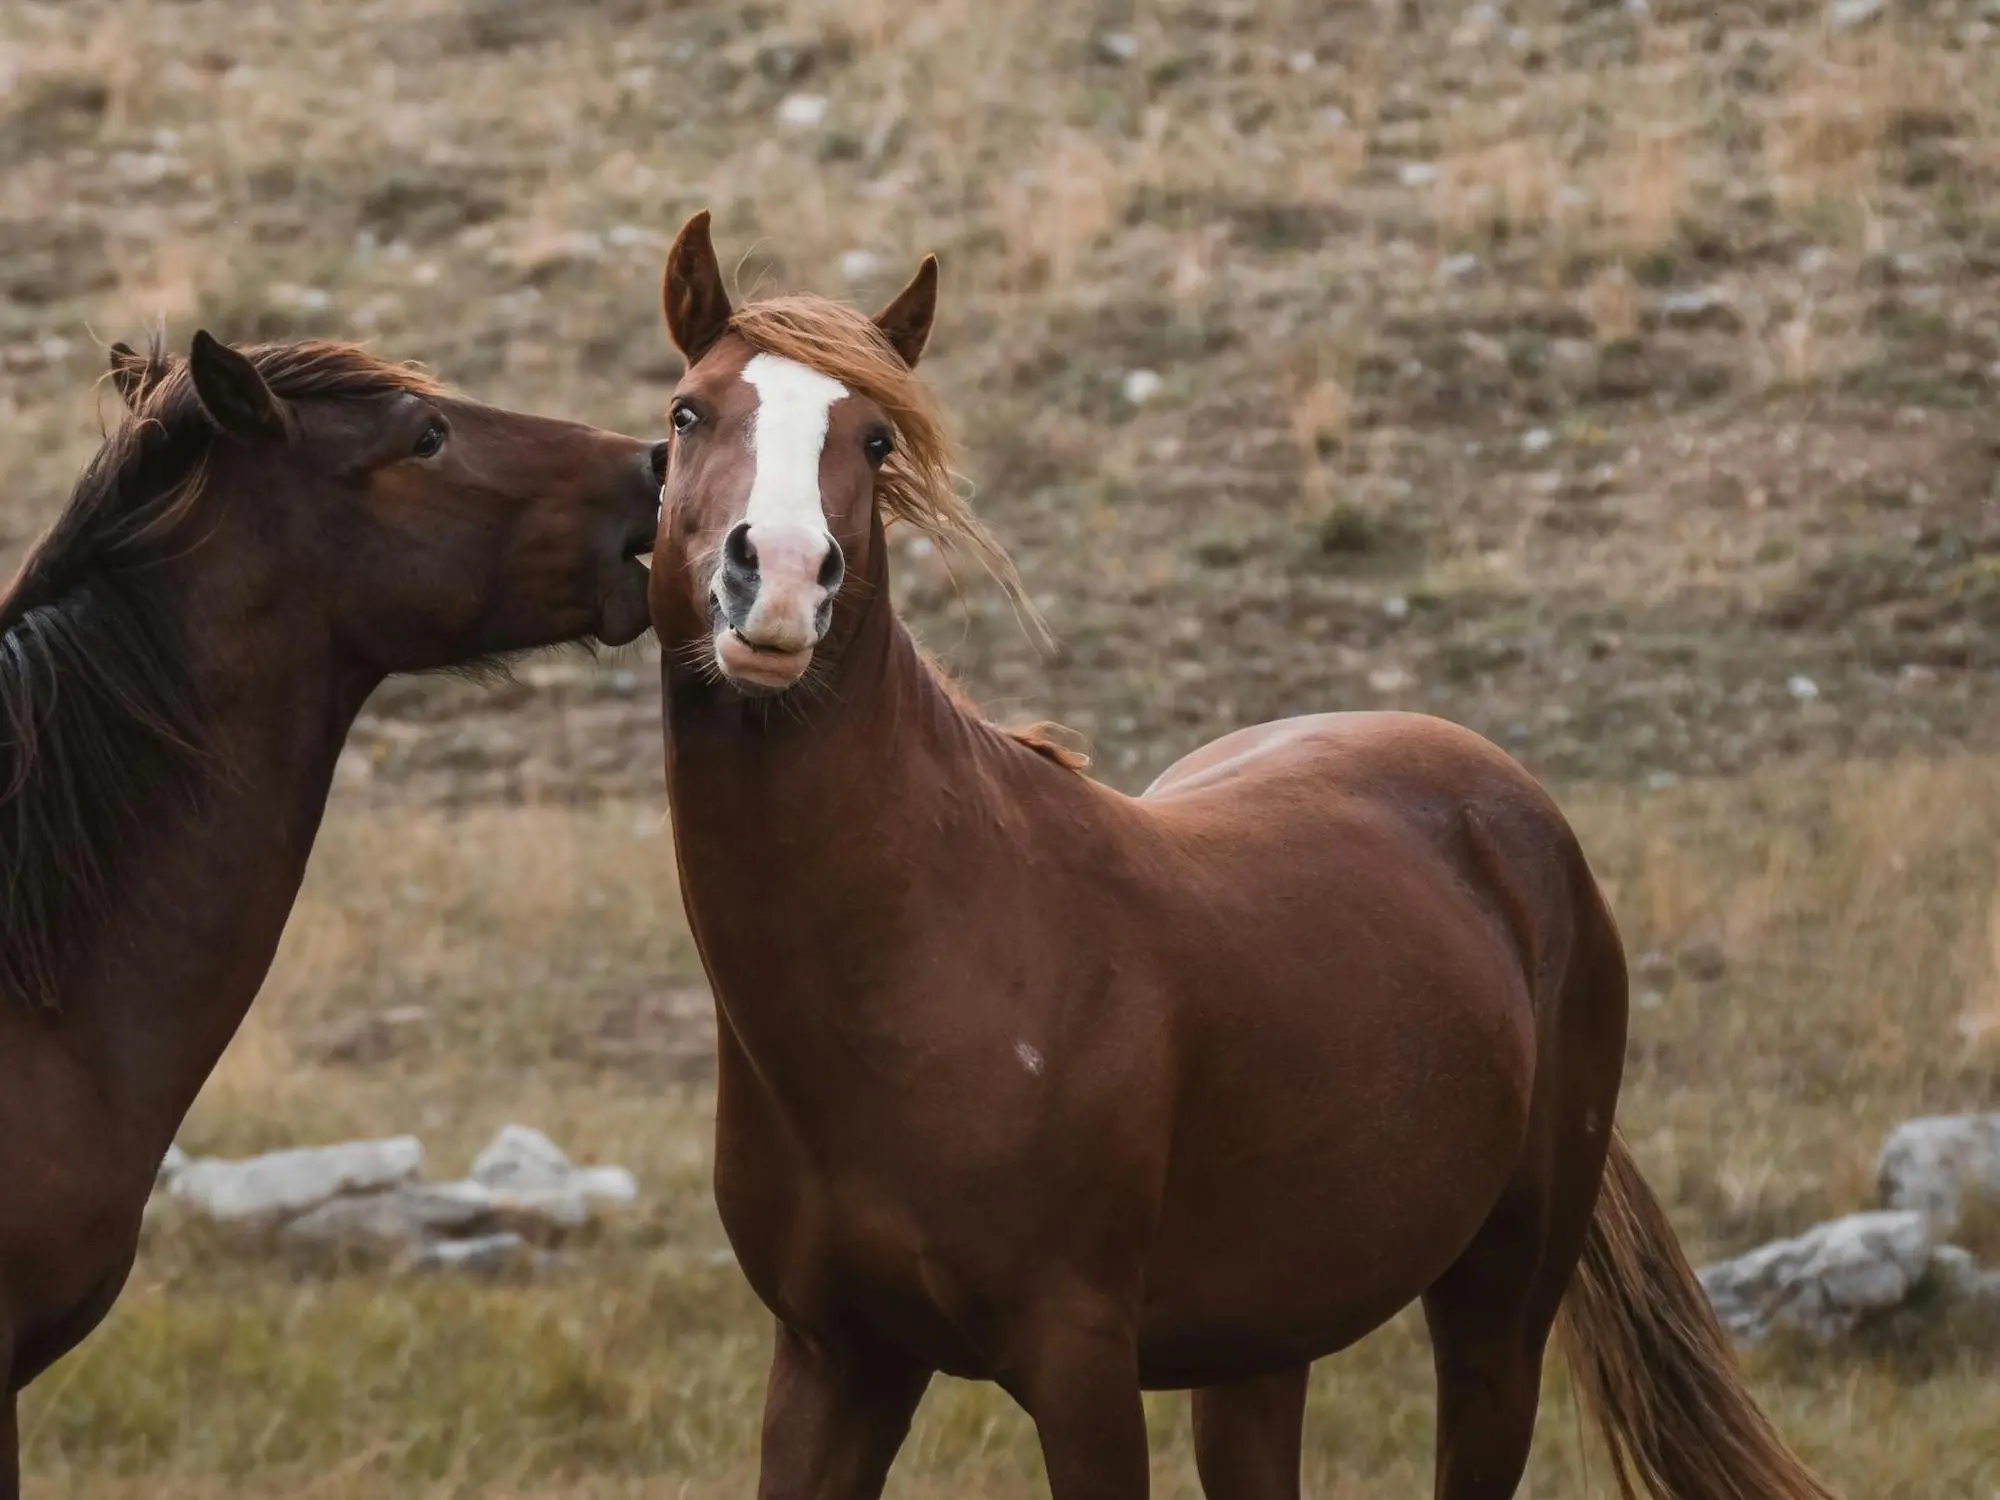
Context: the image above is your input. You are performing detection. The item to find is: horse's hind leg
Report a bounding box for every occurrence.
[1421,1027,1619,1494]
[1191,1365,1308,1500]
[1419,1187,1573,1500]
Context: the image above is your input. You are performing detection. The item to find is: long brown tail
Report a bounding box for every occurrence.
[1557,1132,1840,1500]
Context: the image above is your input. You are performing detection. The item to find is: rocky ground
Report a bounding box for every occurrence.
[4,0,1996,802]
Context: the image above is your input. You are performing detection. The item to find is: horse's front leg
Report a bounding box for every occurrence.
[1008,1291,1151,1500]
[1,1388,18,1500]
[756,1322,930,1500]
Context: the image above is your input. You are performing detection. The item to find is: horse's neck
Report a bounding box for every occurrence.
[665,605,1008,1103]
[63,610,372,1155]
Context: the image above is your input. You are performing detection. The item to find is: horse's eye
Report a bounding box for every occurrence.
[863,429,893,466]
[672,402,701,436]
[412,420,447,460]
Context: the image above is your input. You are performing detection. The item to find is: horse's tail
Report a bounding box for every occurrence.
[1556,1132,1840,1500]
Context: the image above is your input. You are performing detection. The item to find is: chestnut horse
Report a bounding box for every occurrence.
[648,213,1837,1500]
[0,331,663,1495]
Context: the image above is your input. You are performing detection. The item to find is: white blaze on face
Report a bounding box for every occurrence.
[742,352,848,533]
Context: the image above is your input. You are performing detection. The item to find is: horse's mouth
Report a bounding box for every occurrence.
[715,629,814,693]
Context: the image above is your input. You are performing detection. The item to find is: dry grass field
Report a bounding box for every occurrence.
[3,0,1998,1495]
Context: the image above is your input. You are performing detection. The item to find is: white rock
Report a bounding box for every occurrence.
[1095,31,1139,63]
[1786,674,1820,701]
[281,1181,501,1252]
[1698,1210,1933,1344]
[170,1137,423,1225]
[577,1165,640,1208]
[471,1124,574,1191]
[479,1184,594,1230]
[1878,1114,2000,1236]
[1520,427,1554,455]
[413,1232,532,1274]
[468,1124,638,1223]
[1121,369,1163,405]
[776,93,828,128]
[1654,287,1739,330]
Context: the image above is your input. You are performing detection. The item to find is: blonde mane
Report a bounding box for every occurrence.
[726,294,1049,648]
[726,294,1077,769]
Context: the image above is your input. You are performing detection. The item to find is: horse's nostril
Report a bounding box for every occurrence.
[818,538,846,592]
[723,521,759,575]
[647,440,670,486]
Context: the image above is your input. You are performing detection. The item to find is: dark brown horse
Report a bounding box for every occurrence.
[648,212,1839,1500]
[0,331,663,1496]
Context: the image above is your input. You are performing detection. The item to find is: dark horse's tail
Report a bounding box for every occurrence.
[1557,1134,1840,1500]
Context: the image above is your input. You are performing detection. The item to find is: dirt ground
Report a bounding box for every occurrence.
[3,0,1999,1495]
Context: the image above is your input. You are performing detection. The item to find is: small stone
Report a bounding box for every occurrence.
[1121,369,1163,405]
[1094,31,1139,63]
[838,249,880,282]
[1520,427,1554,455]
[1653,287,1741,332]
[1878,1115,2000,1237]
[1698,1210,1934,1344]
[282,1182,502,1254]
[170,1138,424,1226]
[472,1124,575,1192]
[776,93,828,129]
[1787,674,1820,701]
[1382,594,1410,620]
[412,1232,533,1274]
[573,1165,636,1207]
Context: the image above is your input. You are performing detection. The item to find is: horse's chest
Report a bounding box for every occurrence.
[1,1168,143,1389]
[715,1136,1004,1378]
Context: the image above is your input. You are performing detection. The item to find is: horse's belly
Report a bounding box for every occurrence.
[1135,953,1536,1386]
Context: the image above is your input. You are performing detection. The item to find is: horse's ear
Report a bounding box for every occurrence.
[187,329,286,441]
[663,210,733,367]
[874,255,938,368]
[107,341,150,409]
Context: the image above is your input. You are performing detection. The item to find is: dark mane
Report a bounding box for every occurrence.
[0,337,445,1010]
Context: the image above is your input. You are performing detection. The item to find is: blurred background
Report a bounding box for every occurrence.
[3,0,1998,1495]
